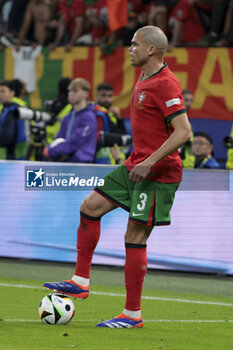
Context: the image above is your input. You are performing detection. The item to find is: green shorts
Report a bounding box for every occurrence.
[95,164,180,227]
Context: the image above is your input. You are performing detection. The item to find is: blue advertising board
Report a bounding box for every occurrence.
[0,160,233,274]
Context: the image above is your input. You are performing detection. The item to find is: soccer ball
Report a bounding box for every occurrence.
[39,293,75,325]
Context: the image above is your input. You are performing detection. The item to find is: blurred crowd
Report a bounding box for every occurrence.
[0,76,233,169]
[0,0,232,53]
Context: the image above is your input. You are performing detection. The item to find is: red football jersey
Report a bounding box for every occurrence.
[124,63,185,183]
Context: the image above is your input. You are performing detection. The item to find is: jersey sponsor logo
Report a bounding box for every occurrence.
[132,212,144,217]
[165,98,181,107]
[136,90,146,109]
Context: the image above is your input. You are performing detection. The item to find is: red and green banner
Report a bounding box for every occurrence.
[1,47,233,121]
[106,0,128,31]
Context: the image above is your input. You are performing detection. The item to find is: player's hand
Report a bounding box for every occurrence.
[110,106,122,119]
[128,159,153,182]
[43,147,49,159]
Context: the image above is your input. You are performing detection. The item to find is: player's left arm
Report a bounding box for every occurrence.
[129,112,191,182]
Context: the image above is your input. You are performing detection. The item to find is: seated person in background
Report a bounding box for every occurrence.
[93,82,129,164]
[191,131,220,169]
[0,80,17,159]
[180,89,195,168]
[43,78,97,163]
[0,80,28,160]
[225,123,233,169]
[95,82,126,134]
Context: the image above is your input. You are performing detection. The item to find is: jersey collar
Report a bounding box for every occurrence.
[140,62,167,81]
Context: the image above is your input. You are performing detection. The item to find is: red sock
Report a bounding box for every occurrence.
[124,243,147,311]
[74,212,101,278]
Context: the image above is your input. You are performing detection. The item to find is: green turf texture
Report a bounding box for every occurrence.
[1,259,233,350]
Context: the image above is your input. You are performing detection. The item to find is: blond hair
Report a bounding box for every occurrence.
[68,78,91,92]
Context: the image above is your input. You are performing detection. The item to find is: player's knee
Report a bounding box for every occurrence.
[124,229,148,245]
[80,197,97,216]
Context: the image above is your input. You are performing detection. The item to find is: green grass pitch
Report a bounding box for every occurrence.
[1,259,233,350]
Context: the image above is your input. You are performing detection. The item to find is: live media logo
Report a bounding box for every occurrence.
[25,166,104,190]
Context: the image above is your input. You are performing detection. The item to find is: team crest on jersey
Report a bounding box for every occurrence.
[137,90,146,109]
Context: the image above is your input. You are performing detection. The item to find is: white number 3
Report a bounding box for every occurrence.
[137,193,148,211]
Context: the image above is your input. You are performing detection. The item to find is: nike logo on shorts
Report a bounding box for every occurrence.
[132,212,144,217]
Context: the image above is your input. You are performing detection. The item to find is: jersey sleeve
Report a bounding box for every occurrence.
[153,78,185,123]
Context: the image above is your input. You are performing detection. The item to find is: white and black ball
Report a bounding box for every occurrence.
[39,293,75,325]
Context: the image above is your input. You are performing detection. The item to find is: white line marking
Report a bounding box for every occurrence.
[1,319,233,323]
[91,291,233,307]
[0,283,232,307]
[0,283,38,289]
[144,320,233,323]
[0,319,96,323]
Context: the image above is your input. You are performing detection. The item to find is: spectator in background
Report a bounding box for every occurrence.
[0,0,29,47]
[225,124,233,169]
[0,80,17,159]
[94,82,127,164]
[121,11,139,46]
[85,0,109,45]
[129,0,149,28]
[191,131,220,169]
[95,82,126,134]
[49,0,86,52]
[0,80,28,160]
[0,0,12,37]
[168,0,209,49]
[182,88,193,111]
[180,89,195,168]
[199,0,229,46]
[43,78,97,163]
[15,0,59,52]
[11,79,27,107]
[120,0,150,46]
[148,0,178,34]
[216,0,233,47]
